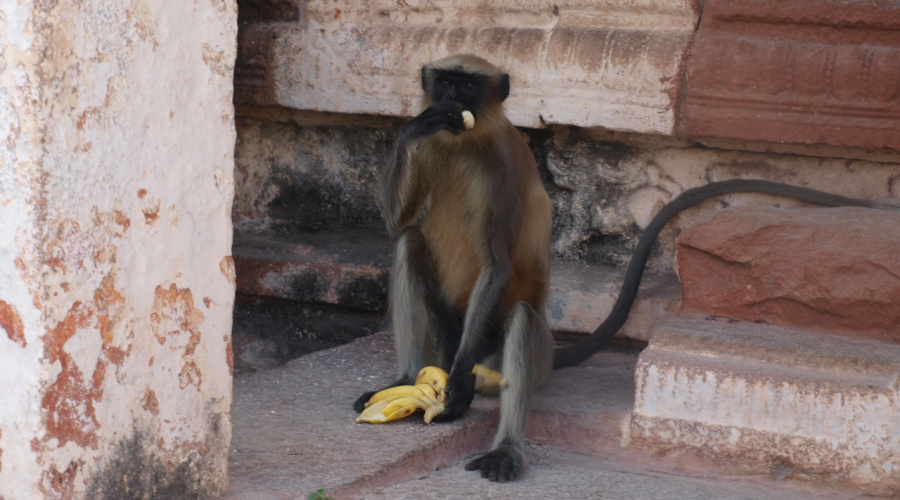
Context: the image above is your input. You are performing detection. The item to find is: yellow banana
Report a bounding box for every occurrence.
[423,397,446,424]
[414,383,439,401]
[364,384,430,408]
[473,363,508,395]
[357,364,507,424]
[415,366,449,392]
[357,394,442,424]
[356,366,452,424]
[356,396,421,423]
[357,378,449,424]
[382,396,428,418]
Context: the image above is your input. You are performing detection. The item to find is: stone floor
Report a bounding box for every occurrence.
[226,332,871,500]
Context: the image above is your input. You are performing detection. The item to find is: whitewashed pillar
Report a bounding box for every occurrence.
[0,1,237,498]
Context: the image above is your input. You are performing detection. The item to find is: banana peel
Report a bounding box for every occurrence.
[356,367,449,424]
[356,364,507,424]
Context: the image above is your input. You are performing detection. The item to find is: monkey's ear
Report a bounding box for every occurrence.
[421,66,429,93]
[498,74,510,102]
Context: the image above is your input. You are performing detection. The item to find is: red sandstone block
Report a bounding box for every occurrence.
[676,207,900,342]
[681,0,900,151]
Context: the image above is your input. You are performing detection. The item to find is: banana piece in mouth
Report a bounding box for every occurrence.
[461,110,475,129]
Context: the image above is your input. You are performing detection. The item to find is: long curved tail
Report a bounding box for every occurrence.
[551,179,877,370]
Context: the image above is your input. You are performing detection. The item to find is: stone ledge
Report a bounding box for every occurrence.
[233,229,681,340]
[629,314,900,493]
[236,0,900,151]
[548,260,680,341]
[234,0,697,134]
[233,229,392,312]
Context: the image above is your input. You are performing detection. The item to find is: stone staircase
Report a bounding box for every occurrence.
[231,204,900,495]
[228,1,900,494]
[631,206,900,492]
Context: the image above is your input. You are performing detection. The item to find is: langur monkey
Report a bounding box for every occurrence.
[355,53,900,482]
[354,54,553,482]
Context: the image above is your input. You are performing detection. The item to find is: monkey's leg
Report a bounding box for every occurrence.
[353,227,461,412]
[465,302,553,482]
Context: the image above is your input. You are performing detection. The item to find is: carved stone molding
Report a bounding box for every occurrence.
[235,0,698,134]
[681,0,900,151]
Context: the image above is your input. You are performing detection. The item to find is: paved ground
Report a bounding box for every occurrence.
[227,332,873,500]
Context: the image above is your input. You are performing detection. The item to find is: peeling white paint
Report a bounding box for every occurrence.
[631,316,900,490]
[0,0,237,497]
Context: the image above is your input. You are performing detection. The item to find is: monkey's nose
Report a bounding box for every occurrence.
[442,87,458,103]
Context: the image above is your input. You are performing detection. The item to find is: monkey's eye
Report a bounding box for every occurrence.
[464,81,475,90]
[439,80,451,88]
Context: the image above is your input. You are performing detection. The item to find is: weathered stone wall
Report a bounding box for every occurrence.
[0,1,237,498]
[233,0,900,271]
[234,109,900,270]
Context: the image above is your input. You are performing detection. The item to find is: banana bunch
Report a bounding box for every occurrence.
[356,364,507,424]
[356,366,449,424]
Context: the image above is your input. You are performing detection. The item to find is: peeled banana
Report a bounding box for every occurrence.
[356,366,449,424]
[356,364,507,424]
[461,110,475,129]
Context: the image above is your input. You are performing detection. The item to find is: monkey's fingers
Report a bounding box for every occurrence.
[425,113,466,136]
[430,386,474,423]
[465,446,524,482]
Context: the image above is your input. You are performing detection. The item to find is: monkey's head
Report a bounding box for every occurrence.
[421,54,510,122]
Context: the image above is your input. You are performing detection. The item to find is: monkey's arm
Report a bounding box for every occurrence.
[382,105,466,237]
[433,167,522,423]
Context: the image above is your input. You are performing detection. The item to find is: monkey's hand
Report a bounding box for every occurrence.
[429,369,475,423]
[402,103,466,140]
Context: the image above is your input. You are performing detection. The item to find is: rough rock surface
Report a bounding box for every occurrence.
[676,206,900,342]
[233,115,900,270]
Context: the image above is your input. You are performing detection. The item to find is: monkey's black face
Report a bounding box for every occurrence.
[429,70,489,114]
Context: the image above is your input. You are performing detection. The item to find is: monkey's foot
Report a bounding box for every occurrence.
[464,444,524,482]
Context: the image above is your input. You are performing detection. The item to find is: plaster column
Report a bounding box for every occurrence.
[0,1,237,498]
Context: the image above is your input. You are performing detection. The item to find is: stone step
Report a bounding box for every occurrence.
[232,229,682,341]
[629,314,900,494]
[676,206,900,343]
[228,330,863,499]
[234,229,393,312]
